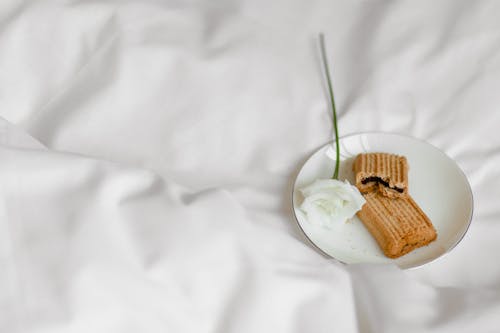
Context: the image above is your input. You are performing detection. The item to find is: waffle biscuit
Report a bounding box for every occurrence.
[357,192,437,258]
[353,153,408,198]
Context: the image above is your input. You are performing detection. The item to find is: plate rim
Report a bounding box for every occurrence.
[291,131,475,269]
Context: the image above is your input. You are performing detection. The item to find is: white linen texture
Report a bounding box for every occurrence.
[1,0,499,332]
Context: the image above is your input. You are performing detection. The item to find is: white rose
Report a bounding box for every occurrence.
[299,179,366,228]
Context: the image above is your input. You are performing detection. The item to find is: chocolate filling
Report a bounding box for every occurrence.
[361,177,404,193]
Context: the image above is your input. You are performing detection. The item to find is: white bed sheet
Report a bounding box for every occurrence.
[1,0,500,332]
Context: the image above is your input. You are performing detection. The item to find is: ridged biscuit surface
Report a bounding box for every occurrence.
[357,192,437,258]
[353,153,408,198]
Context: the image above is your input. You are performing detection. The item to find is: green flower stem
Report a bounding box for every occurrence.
[319,33,340,180]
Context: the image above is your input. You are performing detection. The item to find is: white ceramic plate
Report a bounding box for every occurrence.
[292,132,474,269]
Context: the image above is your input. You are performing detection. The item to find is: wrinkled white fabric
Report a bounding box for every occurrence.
[0,0,499,332]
